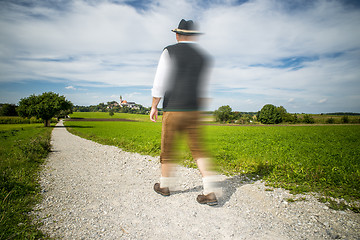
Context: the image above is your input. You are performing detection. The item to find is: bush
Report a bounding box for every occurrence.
[0,104,18,116]
[341,115,349,123]
[237,114,253,124]
[302,114,315,124]
[281,113,299,124]
[0,117,57,124]
[326,117,335,124]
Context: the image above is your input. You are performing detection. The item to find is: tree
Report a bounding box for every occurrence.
[258,104,282,124]
[276,106,287,122]
[120,106,130,113]
[0,104,18,116]
[17,92,73,127]
[214,105,233,123]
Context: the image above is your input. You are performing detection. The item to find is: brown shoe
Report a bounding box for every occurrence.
[154,183,170,196]
[197,192,218,206]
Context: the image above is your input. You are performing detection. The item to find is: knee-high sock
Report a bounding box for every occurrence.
[160,176,175,190]
[202,175,218,195]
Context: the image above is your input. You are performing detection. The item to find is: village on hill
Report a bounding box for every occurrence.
[106,96,139,110]
[72,95,148,114]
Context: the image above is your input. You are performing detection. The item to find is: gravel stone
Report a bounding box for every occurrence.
[33,121,360,239]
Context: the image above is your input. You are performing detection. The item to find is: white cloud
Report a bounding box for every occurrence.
[318,98,328,104]
[65,86,76,90]
[0,0,359,112]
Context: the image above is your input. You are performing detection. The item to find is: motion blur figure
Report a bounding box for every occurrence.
[150,19,219,205]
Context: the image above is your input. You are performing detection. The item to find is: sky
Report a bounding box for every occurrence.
[0,0,359,113]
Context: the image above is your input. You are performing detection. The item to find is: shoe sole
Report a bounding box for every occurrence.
[155,190,170,196]
[197,199,218,206]
[206,201,218,206]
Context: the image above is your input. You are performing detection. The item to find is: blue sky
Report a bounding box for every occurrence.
[0,0,359,113]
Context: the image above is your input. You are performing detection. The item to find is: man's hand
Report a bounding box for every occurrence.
[150,107,158,122]
[150,97,161,122]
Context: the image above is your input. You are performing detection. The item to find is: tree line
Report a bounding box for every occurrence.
[213,104,357,124]
[1,92,359,126]
[214,104,301,124]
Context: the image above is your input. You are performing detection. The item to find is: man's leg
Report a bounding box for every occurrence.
[196,157,215,178]
[160,112,177,180]
[154,112,177,196]
[161,162,175,177]
[196,158,218,192]
[186,113,219,205]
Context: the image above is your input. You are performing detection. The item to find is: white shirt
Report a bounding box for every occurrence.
[151,49,172,98]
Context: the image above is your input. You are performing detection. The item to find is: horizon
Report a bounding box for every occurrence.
[1,98,360,115]
[1,93,360,115]
[1,0,360,113]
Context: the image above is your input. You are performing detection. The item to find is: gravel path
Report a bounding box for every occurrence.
[34,121,360,239]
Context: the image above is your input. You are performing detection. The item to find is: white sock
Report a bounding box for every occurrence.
[160,176,175,190]
[202,175,219,195]
[202,175,223,197]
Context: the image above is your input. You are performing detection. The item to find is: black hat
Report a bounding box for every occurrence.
[171,19,203,35]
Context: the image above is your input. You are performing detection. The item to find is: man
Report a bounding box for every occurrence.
[150,19,218,205]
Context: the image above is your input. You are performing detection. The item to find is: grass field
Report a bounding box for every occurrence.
[64,116,360,211]
[69,112,158,122]
[69,112,360,124]
[205,125,360,206]
[0,124,52,239]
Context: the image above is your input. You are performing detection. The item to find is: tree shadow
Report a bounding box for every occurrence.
[49,150,60,153]
[53,125,94,129]
[214,163,274,207]
[215,174,252,207]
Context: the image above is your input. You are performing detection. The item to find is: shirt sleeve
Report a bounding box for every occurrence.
[151,49,172,98]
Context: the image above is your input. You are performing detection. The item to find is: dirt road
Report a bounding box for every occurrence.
[34,121,360,239]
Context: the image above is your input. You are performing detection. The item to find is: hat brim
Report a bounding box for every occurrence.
[171,28,203,35]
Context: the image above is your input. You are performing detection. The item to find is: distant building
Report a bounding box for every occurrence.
[119,96,140,110]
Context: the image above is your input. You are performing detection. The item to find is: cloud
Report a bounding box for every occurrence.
[318,98,328,104]
[65,86,76,90]
[0,0,359,113]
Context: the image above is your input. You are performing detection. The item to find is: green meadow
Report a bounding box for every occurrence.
[0,124,52,239]
[65,113,360,211]
[69,111,158,122]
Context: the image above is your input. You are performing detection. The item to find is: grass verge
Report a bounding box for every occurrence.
[0,124,52,239]
[69,112,159,122]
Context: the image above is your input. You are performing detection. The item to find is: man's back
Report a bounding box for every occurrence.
[163,42,208,111]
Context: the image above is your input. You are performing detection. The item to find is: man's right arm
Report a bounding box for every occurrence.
[150,97,161,122]
[150,49,171,122]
